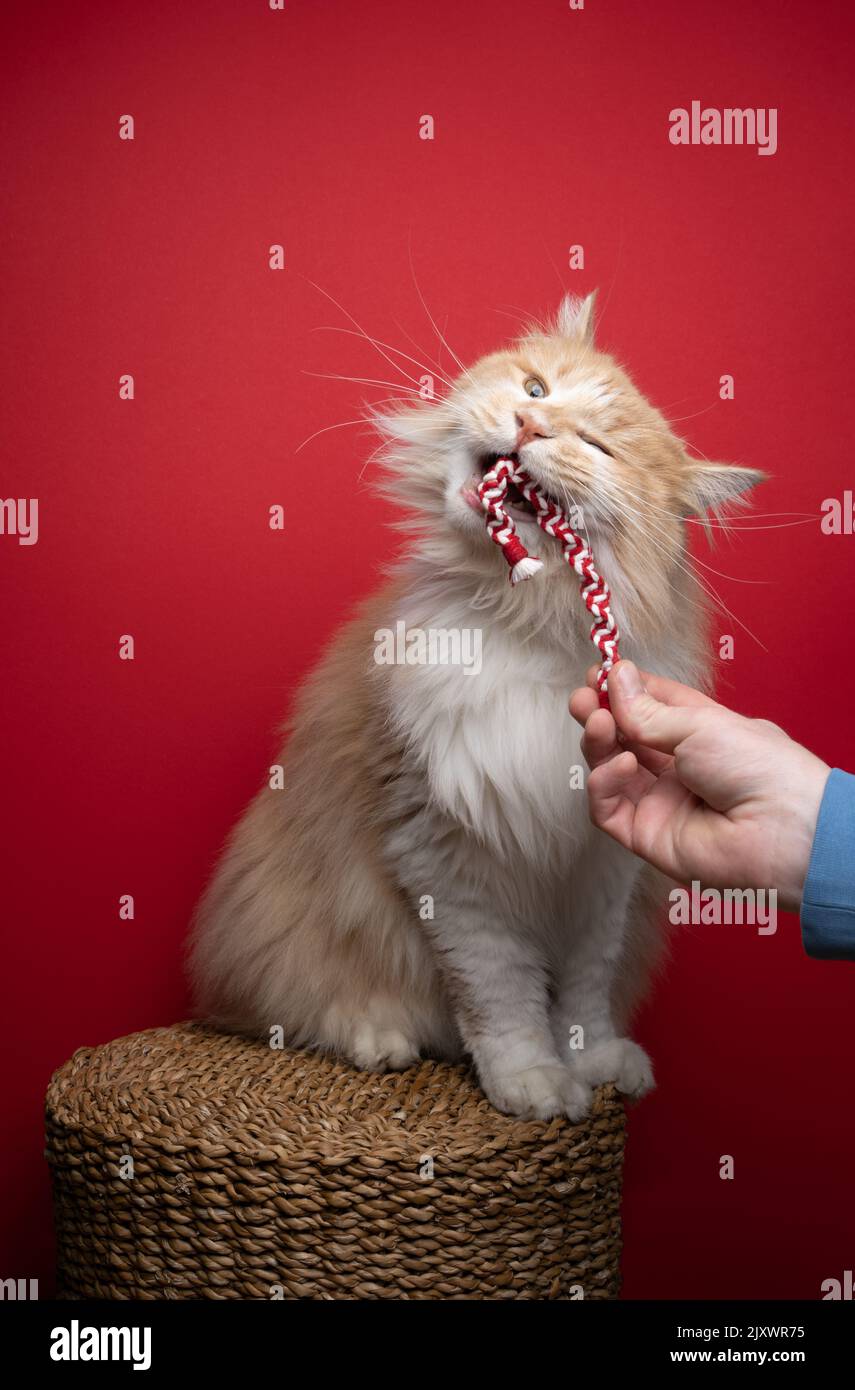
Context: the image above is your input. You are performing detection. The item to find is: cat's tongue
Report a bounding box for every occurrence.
[461,477,483,514]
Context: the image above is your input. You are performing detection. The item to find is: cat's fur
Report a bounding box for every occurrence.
[190,294,762,1120]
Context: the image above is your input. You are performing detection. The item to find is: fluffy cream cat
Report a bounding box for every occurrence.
[190,294,762,1120]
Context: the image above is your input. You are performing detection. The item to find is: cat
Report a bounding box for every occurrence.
[190,292,762,1120]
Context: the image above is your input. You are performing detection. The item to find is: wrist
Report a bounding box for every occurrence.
[775,760,832,912]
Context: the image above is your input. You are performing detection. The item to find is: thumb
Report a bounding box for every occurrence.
[609,661,707,754]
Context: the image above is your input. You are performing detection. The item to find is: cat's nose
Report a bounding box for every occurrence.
[514,412,550,448]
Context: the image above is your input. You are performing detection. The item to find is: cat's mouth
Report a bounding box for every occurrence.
[461,454,539,521]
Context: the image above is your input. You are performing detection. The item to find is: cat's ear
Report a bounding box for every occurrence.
[680,460,767,516]
[556,291,597,346]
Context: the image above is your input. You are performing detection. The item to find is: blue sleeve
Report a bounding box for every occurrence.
[800,769,855,961]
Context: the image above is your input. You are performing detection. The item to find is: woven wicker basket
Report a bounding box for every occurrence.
[45,1022,625,1300]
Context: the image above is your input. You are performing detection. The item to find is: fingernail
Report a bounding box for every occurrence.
[613,661,643,701]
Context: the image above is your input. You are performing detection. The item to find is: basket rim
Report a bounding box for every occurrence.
[45,1021,625,1169]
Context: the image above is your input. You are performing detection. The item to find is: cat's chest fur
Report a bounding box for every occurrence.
[384,604,598,866]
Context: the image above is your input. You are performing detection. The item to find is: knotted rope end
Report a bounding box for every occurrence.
[509,555,544,584]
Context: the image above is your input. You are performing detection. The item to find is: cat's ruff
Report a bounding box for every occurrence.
[477,456,621,705]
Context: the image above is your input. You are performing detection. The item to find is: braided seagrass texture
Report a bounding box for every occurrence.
[45,1022,625,1300]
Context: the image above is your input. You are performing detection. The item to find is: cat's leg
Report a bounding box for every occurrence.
[551,843,655,1101]
[427,887,592,1121]
[383,792,589,1119]
[318,996,424,1071]
[308,921,462,1072]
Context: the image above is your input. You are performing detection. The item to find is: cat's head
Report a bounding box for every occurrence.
[376,294,764,650]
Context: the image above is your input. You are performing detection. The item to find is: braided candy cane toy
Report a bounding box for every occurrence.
[478,457,621,707]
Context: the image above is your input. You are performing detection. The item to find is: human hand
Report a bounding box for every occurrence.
[569,661,830,911]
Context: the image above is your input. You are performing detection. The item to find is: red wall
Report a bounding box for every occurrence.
[3,0,854,1300]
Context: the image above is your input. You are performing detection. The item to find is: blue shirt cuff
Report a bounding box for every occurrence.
[800,769,855,960]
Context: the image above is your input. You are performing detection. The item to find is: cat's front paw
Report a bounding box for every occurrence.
[349,1022,420,1072]
[568,1038,654,1101]
[481,1063,591,1122]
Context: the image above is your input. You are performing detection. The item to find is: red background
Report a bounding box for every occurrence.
[2,0,854,1300]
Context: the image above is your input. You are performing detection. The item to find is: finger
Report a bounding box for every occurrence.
[626,667,720,711]
[588,747,659,812]
[586,749,641,850]
[588,661,720,710]
[580,707,619,770]
[578,673,673,772]
[608,661,712,754]
[625,765,700,869]
[629,740,674,776]
[581,711,666,800]
[569,685,599,725]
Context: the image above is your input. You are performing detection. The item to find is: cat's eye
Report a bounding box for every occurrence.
[523,376,547,399]
[578,432,613,457]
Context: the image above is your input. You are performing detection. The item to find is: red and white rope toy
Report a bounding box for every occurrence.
[478,457,621,707]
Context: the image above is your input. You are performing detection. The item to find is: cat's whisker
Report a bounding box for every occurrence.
[615,442,798,531]
[654,393,700,412]
[602,487,769,650]
[556,478,593,552]
[614,475,818,533]
[684,517,818,531]
[491,305,536,327]
[302,369,425,397]
[392,317,453,383]
[605,480,749,585]
[662,402,720,426]
[312,325,455,391]
[294,417,375,454]
[356,439,390,481]
[366,393,441,412]
[627,515,759,642]
[300,273,431,397]
[612,480,768,583]
[408,238,478,390]
[592,488,729,627]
